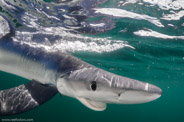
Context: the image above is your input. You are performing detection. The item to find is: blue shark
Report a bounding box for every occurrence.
[0,15,162,115]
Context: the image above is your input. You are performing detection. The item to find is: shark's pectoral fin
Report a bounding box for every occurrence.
[77,97,106,111]
[0,80,58,115]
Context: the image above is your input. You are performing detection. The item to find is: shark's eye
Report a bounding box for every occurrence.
[91,81,97,91]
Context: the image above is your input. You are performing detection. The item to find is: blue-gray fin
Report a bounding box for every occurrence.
[0,80,58,115]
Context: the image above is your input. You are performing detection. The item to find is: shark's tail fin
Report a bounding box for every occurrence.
[0,80,58,115]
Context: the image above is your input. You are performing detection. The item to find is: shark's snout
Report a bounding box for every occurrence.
[147,83,162,95]
[110,75,162,104]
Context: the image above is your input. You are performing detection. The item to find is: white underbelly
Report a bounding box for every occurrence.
[0,48,56,85]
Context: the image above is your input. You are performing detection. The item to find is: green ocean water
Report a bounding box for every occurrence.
[0,0,184,122]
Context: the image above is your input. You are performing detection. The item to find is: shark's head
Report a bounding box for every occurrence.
[57,67,162,111]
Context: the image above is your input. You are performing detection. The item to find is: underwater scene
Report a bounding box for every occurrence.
[0,0,184,121]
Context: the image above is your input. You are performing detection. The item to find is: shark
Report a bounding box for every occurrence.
[0,15,162,115]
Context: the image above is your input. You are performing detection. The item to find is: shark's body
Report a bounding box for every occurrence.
[0,37,89,86]
[0,15,162,115]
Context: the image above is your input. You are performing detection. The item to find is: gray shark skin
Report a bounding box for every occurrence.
[0,15,162,114]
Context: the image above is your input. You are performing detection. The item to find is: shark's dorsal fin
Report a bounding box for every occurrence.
[77,97,106,111]
[0,80,58,115]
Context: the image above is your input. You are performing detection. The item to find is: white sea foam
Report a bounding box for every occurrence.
[0,16,10,38]
[120,0,184,21]
[12,12,134,53]
[162,10,184,21]
[120,0,184,10]
[13,31,134,53]
[94,8,164,27]
[89,23,105,27]
[143,0,184,21]
[167,24,174,27]
[142,0,184,10]
[0,0,16,11]
[119,0,138,6]
[134,29,184,40]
